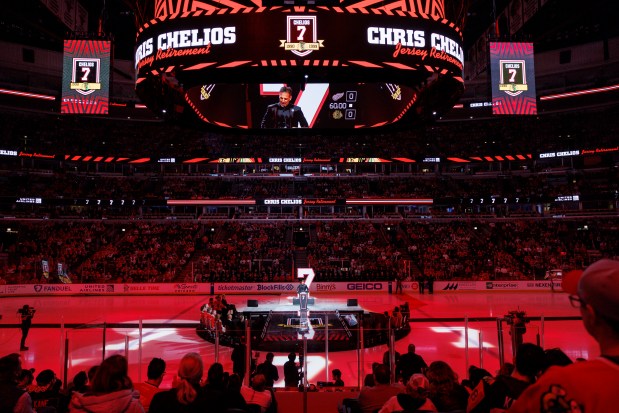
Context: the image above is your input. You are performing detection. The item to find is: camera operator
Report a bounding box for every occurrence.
[17,305,35,351]
[505,310,528,358]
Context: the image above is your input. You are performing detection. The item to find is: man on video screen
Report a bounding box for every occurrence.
[261,86,309,129]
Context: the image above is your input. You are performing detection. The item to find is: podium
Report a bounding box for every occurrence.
[292,298,315,305]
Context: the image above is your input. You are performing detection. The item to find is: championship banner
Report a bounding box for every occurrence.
[61,39,111,114]
[490,42,537,115]
[57,263,72,283]
[41,260,49,279]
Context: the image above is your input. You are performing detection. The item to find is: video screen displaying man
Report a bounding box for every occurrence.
[261,86,309,128]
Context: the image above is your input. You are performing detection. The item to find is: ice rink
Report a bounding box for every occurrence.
[0,289,594,388]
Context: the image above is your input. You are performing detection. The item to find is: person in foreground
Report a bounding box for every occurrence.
[69,354,143,413]
[379,373,437,413]
[357,364,405,413]
[508,259,619,413]
[426,360,468,412]
[133,357,166,412]
[0,353,33,413]
[149,352,211,413]
[240,373,274,413]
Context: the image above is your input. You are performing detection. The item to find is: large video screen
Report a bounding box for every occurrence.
[61,40,111,114]
[134,11,464,80]
[185,82,417,129]
[490,42,537,115]
[134,4,464,129]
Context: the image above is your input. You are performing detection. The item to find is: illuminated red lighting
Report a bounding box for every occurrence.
[346,199,433,205]
[184,63,216,71]
[384,62,416,70]
[167,200,255,205]
[218,61,252,68]
[540,84,619,100]
[0,88,55,101]
[349,61,382,68]
[183,158,209,163]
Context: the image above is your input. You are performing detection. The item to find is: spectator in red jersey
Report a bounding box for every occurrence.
[509,259,619,413]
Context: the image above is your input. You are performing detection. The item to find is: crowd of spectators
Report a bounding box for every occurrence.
[0,158,616,227]
[1,100,618,285]
[0,351,276,413]
[2,105,619,160]
[1,165,616,209]
[0,343,590,412]
[0,218,617,284]
[2,259,617,413]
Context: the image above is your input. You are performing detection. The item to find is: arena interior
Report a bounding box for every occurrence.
[0,1,618,412]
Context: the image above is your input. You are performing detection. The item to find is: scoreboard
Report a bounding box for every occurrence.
[134,0,464,129]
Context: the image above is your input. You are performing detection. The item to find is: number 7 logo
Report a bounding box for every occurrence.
[281,16,324,57]
[297,268,315,288]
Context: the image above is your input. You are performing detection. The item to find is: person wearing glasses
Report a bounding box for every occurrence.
[260,86,309,129]
[508,259,619,413]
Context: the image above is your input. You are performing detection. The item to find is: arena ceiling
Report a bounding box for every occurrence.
[1,0,618,127]
[1,0,617,61]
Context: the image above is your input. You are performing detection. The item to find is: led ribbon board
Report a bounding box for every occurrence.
[134,1,464,128]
